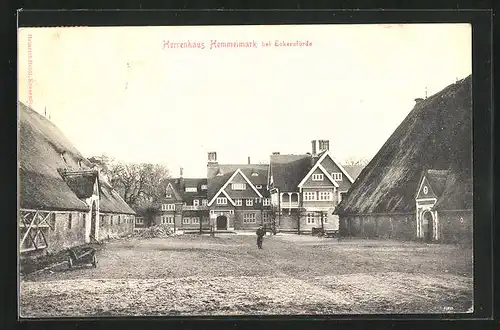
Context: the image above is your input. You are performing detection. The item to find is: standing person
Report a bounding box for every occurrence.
[256,225,265,249]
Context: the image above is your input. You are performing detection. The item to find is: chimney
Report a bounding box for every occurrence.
[311,140,317,156]
[179,167,183,178]
[318,140,330,152]
[248,156,251,165]
[207,152,218,166]
[414,98,424,104]
[272,152,280,155]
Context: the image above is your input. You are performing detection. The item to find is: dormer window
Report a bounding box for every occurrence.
[216,172,223,176]
[166,193,172,198]
[256,184,263,189]
[201,184,207,190]
[251,172,259,176]
[185,187,197,193]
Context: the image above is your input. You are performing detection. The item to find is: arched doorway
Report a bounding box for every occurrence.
[422,211,434,242]
[216,215,227,230]
[90,201,97,240]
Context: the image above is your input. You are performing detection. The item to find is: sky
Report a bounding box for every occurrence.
[18,24,471,178]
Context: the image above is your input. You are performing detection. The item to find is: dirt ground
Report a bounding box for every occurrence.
[20,234,473,317]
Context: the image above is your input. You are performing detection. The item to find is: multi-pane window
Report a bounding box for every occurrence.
[202,199,208,206]
[185,187,197,193]
[162,204,175,211]
[262,198,271,206]
[202,217,209,223]
[136,217,144,224]
[231,183,246,190]
[332,173,343,181]
[161,216,174,224]
[192,217,200,224]
[243,213,256,223]
[312,173,324,181]
[216,197,227,205]
[246,199,253,206]
[235,199,242,206]
[262,212,270,223]
[201,184,208,190]
[193,199,199,206]
[306,213,315,224]
[319,191,332,201]
[183,217,190,224]
[303,192,317,201]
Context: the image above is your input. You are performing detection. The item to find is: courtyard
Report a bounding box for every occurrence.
[20,234,473,317]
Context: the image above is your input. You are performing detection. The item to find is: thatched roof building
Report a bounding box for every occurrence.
[335,75,472,216]
[19,102,135,215]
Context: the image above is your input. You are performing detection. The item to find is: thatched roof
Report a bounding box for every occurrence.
[336,75,472,215]
[19,102,135,215]
[433,172,473,211]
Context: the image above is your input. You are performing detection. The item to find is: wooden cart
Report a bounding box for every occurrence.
[67,246,97,269]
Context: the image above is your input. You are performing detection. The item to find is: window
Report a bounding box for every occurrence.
[201,185,207,190]
[183,217,190,224]
[99,215,105,228]
[82,214,86,227]
[185,187,197,193]
[216,197,227,205]
[256,184,263,189]
[193,199,199,206]
[251,172,259,176]
[202,217,209,223]
[303,192,317,201]
[235,199,242,206]
[243,213,256,223]
[162,204,175,211]
[312,173,324,181]
[110,215,113,225]
[67,213,72,229]
[192,217,200,224]
[136,218,144,224]
[161,216,174,224]
[166,193,172,198]
[306,213,315,224]
[340,192,347,202]
[319,191,332,201]
[246,199,253,206]
[332,173,342,181]
[262,212,270,223]
[231,183,246,190]
[263,198,271,206]
[229,210,234,215]
[118,215,121,225]
[202,199,208,206]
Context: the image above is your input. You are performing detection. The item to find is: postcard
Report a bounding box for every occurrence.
[18,23,473,317]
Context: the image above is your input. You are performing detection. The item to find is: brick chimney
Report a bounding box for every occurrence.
[414,98,424,104]
[272,152,280,155]
[207,152,218,166]
[180,167,183,178]
[248,156,251,164]
[311,140,317,156]
[318,140,329,152]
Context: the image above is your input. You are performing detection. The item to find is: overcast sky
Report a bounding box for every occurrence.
[18,24,471,178]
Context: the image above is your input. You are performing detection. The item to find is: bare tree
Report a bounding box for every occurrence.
[344,156,370,166]
[88,155,171,212]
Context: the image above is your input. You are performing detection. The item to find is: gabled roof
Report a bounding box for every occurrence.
[164,178,208,204]
[335,75,472,215]
[19,102,136,215]
[269,154,312,192]
[61,171,98,199]
[297,151,342,188]
[417,169,449,198]
[207,164,269,204]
